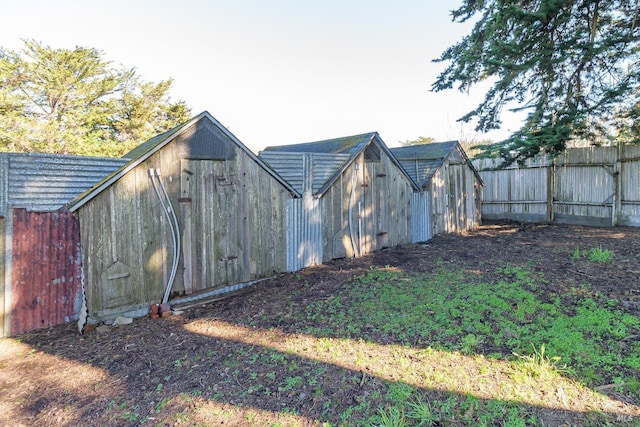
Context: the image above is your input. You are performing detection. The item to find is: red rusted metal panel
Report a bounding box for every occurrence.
[10,209,83,336]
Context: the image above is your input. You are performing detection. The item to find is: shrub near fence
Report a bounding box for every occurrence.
[473,145,640,227]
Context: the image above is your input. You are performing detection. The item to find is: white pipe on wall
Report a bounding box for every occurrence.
[149,169,180,305]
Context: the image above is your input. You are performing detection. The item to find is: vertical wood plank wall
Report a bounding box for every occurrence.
[321,153,413,262]
[79,134,292,319]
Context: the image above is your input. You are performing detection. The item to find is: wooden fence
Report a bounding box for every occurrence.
[473,145,640,227]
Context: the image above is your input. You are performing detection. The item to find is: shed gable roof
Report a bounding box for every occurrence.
[0,153,127,216]
[260,132,419,197]
[67,111,300,212]
[390,141,484,188]
[263,132,375,156]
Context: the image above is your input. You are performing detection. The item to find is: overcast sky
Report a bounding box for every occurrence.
[1,0,521,153]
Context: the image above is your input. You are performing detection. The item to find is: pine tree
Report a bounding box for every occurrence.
[0,40,190,156]
[432,0,640,165]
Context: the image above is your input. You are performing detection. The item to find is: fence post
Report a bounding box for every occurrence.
[546,158,555,222]
[614,144,623,226]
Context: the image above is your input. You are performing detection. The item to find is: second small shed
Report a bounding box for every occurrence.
[391,142,483,235]
[260,132,424,267]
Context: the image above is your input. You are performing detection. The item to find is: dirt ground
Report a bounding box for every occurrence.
[1,221,639,426]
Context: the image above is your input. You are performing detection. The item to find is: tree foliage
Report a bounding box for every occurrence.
[0,40,191,156]
[399,135,492,159]
[398,136,436,146]
[432,1,640,165]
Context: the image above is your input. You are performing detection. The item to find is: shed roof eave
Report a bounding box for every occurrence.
[66,111,301,212]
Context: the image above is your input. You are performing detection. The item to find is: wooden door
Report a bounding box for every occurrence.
[180,160,244,292]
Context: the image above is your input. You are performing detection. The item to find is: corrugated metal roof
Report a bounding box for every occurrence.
[66,111,301,212]
[261,132,419,197]
[391,141,484,188]
[0,152,128,217]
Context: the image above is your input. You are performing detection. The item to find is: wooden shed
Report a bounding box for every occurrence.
[391,142,483,235]
[67,112,300,324]
[260,132,423,265]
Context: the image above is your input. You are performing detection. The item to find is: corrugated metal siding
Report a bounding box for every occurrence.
[0,152,127,216]
[410,192,432,243]
[9,209,83,336]
[0,217,5,336]
[0,155,8,217]
[260,152,306,193]
[260,151,350,195]
[396,158,443,188]
[286,196,322,271]
[311,153,350,194]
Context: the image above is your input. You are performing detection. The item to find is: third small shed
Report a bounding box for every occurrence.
[260,132,425,267]
[391,141,483,235]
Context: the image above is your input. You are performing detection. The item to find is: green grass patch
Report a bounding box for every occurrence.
[299,262,640,425]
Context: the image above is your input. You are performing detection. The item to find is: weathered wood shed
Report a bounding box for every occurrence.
[67,112,300,323]
[391,142,483,235]
[260,132,423,265]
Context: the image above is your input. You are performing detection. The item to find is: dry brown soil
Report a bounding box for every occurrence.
[1,221,639,426]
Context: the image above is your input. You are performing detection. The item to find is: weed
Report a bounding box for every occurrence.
[121,405,141,422]
[282,375,303,391]
[28,251,638,427]
[512,344,566,380]
[173,411,190,422]
[587,246,614,262]
[572,246,583,259]
[374,406,407,427]
[572,245,614,262]
[461,333,483,354]
[406,399,437,426]
[386,382,415,404]
[280,406,298,416]
[269,351,286,364]
[155,397,170,412]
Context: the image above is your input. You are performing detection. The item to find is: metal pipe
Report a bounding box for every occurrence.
[358,201,363,256]
[348,164,359,257]
[148,169,178,305]
[156,169,181,305]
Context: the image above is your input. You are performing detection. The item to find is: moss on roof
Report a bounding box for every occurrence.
[262,132,377,156]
